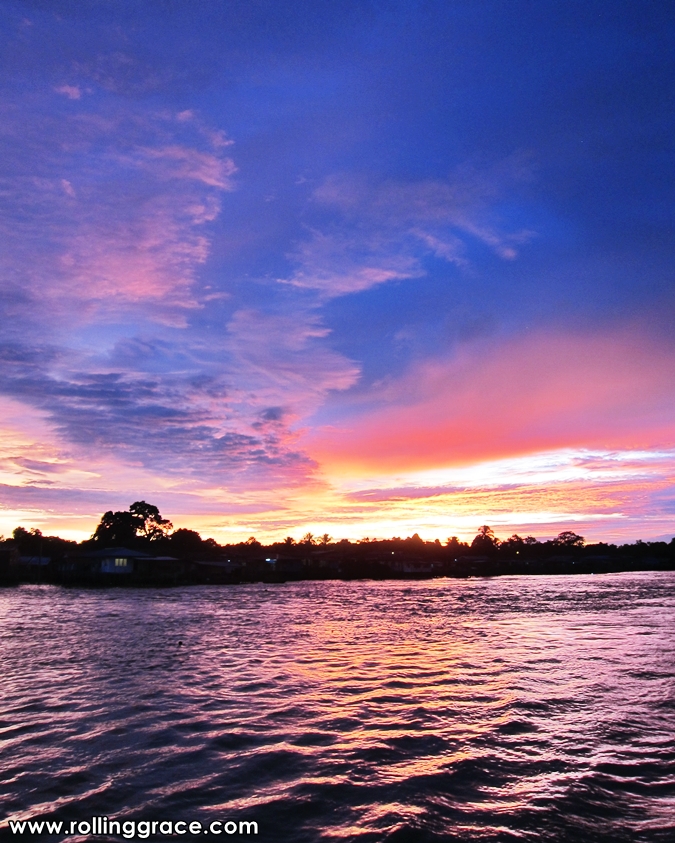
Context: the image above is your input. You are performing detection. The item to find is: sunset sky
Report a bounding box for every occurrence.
[1,1,674,544]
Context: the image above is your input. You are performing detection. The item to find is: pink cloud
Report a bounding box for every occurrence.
[225,308,360,415]
[54,84,81,100]
[308,329,675,474]
[0,105,235,324]
[138,145,237,189]
[60,179,76,197]
[284,228,421,294]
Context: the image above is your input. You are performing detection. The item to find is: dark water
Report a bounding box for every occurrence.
[1,573,674,842]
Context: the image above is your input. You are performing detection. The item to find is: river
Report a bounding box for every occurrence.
[1,573,674,842]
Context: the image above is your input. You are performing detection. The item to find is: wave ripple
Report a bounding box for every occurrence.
[1,573,674,841]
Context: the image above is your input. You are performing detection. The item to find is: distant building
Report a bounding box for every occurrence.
[389,557,440,575]
[19,555,51,567]
[83,547,150,575]
[192,558,243,583]
[56,547,186,584]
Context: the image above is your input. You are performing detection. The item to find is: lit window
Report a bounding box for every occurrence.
[114,558,127,567]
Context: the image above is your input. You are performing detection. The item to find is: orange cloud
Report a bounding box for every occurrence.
[309,330,675,475]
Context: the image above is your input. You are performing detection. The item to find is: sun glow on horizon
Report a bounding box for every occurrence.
[3,444,672,547]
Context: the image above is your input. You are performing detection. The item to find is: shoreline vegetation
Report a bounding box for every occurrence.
[1,502,674,587]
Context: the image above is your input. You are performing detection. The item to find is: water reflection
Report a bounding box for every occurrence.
[1,574,674,841]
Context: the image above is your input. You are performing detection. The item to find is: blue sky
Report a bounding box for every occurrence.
[1,0,674,542]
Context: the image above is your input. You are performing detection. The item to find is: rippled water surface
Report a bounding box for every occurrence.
[1,573,675,842]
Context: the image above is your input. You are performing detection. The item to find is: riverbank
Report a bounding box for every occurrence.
[2,542,674,587]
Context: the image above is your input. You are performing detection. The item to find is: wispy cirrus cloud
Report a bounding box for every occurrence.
[224,306,359,413]
[281,161,534,297]
[54,84,81,100]
[0,83,310,491]
[0,100,235,328]
[0,76,362,493]
[136,144,236,189]
[283,227,422,295]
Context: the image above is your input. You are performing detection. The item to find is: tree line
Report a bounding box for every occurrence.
[4,502,674,563]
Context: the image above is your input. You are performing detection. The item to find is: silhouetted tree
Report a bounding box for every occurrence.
[318,533,332,545]
[11,526,74,558]
[12,527,42,555]
[500,534,523,553]
[92,502,172,546]
[169,528,204,554]
[130,501,172,540]
[92,510,138,546]
[13,527,31,543]
[553,531,584,547]
[471,525,499,553]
